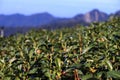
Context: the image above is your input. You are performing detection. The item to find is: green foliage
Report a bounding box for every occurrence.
[0,18,120,80]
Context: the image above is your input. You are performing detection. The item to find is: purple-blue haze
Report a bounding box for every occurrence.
[0,0,120,17]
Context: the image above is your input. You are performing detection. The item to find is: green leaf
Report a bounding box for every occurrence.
[4,77,11,80]
[9,57,16,64]
[105,59,113,70]
[81,46,92,55]
[81,74,93,80]
[107,71,120,79]
[55,58,62,70]
[96,72,104,78]
[29,68,38,74]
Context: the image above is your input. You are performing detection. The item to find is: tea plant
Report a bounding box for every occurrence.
[0,17,120,80]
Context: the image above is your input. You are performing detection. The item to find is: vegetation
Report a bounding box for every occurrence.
[0,17,120,80]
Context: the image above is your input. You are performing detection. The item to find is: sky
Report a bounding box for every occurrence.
[0,0,120,17]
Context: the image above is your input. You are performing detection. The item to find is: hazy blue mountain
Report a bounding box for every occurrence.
[0,9,119,27]
[42,9,110,29]
[0,9,120,36]
[0,12,55,27]
[114,10,120,16]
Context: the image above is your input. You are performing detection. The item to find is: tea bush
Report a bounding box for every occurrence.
[0,17,120,80]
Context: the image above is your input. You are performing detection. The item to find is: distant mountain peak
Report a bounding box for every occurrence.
[91,9,100,13]
[10,13,25,17]
[30,12,53,17]
[84,9,109,23]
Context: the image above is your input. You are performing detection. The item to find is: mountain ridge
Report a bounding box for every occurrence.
[0,9,120,27]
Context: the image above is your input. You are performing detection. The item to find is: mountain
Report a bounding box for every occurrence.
[41,9,110,29]
[83,9,109,23]
[0,9,119,27]
[114,10,120,16]
[0,12,55,27]
[0,9,120,36]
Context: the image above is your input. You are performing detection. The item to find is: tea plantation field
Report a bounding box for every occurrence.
[0,17,120,80]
